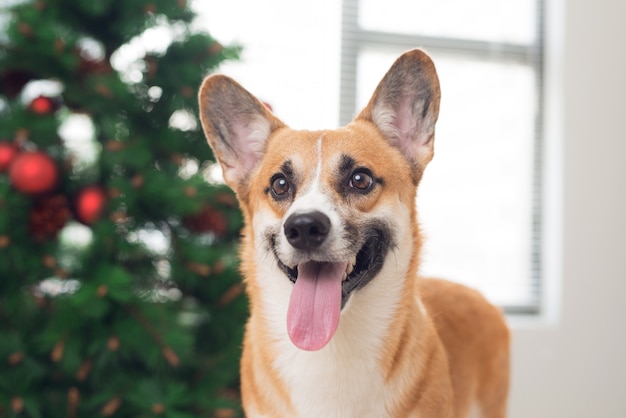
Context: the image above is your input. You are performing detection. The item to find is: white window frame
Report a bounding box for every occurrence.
[338,0,545,314]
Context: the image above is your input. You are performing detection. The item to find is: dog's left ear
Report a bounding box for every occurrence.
[355,49,441,181]
[198,75,286,194]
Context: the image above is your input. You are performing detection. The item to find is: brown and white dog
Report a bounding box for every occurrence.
[198,49,510,418]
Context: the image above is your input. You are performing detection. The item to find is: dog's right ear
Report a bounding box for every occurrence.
[355,49,441,183]
[198,75,286,193]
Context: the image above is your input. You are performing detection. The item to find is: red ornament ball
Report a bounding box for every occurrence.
[29,95,58,114]
[75,186,107,225]
[9,151,58,194]
[0,141,19,172]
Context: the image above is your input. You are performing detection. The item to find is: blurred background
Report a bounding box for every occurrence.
[1,0,624,417]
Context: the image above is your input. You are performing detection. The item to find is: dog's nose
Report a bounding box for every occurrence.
[284,211,331,250]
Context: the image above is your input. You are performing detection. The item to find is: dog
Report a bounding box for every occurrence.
[198,49,510,418]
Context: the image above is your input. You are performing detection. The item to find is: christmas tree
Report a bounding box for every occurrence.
[0,1,247,416]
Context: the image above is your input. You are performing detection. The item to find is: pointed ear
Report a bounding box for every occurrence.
[198,75,286,193]
[355,49,441,181]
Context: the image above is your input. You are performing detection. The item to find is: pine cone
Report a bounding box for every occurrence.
[182,205,228,236]
[0,69,36,98]
[29,194,72,240]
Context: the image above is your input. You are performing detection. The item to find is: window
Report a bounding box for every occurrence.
[196,0,544,313]
[339,0,544,313]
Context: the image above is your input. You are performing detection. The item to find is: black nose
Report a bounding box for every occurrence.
[284,211,331,250]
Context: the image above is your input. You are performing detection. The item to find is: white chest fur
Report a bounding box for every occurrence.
[252,253,410,418]
[273,304,391,417]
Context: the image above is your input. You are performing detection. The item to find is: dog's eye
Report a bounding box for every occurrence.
[271,175,290,197]
[349,170,374,191]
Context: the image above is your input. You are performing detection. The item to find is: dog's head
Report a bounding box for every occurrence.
[198,49,440,351]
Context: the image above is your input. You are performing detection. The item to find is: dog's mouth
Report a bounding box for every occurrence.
[277,229,386,308]
[275,228,388,351]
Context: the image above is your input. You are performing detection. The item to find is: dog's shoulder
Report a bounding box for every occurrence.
[419,278,510,416]
[419,277,509,342]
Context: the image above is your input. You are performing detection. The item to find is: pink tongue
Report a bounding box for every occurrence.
[287,261,346,351]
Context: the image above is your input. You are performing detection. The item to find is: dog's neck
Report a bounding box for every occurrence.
[240,209,432,416]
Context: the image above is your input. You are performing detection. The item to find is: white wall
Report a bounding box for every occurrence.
[509,0,626,416]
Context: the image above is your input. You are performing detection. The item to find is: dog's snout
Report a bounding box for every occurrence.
[284,211,331,250]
